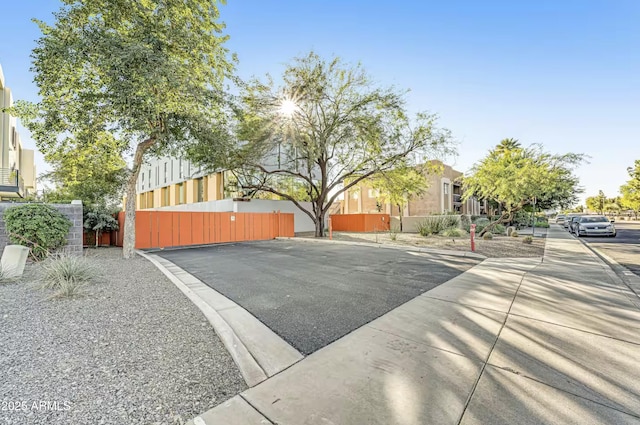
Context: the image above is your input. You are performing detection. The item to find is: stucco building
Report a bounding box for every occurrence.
[341,161,482,216]
[0,64,36,199]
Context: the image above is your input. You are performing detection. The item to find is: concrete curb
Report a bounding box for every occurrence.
[275,236,488,260]
[135,250,303,388]
[577,242,640,299]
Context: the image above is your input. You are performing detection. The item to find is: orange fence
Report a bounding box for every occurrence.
[329,213,390,232]
[116,211,294,249]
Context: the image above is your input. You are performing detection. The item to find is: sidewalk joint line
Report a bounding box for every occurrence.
[420,295,514,315]
[487,364,640,420]
[506,313,640,347]
[456,265,538,425]
[239,394,277,424]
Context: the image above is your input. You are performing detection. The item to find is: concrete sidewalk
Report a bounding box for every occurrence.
[190,225,640,425]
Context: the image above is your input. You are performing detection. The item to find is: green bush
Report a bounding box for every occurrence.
[40,254,100,298]
[534,221,550,228]
[4,204,72,260]
[511,230,519,237]
[493,224,506,235]
[460,215,471,232]
[417,215,461,236]
[523,236,533,244]
[441,227,466,237]
[482,232,494,240]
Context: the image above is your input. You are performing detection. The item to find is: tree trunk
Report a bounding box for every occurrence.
[123,138,155,259]
[479,211,512,236]
[315,216,324,237]
[95,230,99,248]
[397,203,403,232]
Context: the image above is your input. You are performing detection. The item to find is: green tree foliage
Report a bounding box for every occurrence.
[25,0,234,258]
[188,52,454,236]
[4,204,72,260]
[41,131,127,208]
[586,190,607,214]
[84,210,119,248]
[462,139,584,235]
[370,164,434,231]
[620,160,640,219]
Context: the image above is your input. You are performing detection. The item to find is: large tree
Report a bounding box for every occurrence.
[586,190,607,214]
[40,131,128,208]
[463,140,584,235]
[187,52,454,236]
[620,160,640,219]
[26,0,234,258]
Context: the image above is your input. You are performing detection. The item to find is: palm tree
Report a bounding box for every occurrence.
[495,138,522,154]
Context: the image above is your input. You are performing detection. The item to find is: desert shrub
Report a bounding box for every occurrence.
[389,226,400,241]
[522,236,533,244]
[441,227,466,237]
[4,204,72,261]
[472,217,491,233]
[493,224,506,235]
[534,221,550,228]
[482,232,494,240]
[40,254,100,297]
[506,226,516,236]
[417,215,460,236]
[460,215,471,232]
[511,230,519,237]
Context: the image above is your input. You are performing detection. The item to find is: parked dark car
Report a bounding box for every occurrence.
[565,215,582,230]
[573,215,616,237]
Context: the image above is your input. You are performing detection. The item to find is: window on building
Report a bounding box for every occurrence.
[196,178,205,203]
[148,169,151,187]
[179,159,183,179]
[156,166,159,186]
[443,183,450,195]
[141,172,145,191]
[368,189,379,198]
[164,163,168,183]
[178,183,186,205]
[161,187,169,207]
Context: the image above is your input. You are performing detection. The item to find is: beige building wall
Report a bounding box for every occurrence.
[341,161,479,217]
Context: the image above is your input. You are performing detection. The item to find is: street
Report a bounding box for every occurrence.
[580,221,640,277]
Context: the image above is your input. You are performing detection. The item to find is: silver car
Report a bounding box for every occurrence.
[573,216,616,237]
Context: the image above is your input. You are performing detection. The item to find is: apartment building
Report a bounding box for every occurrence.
[134,155,227,209]
[0,65,36,199]
[341,161,482,216]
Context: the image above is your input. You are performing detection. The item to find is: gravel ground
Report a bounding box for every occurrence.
[0,248,246,425]
[326,230,546,258]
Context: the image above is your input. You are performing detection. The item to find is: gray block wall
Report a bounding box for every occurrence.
[0,202,83,256]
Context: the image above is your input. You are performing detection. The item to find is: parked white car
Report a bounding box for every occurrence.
[573,215,616,237]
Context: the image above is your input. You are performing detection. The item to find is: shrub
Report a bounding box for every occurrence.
[460,215,471,232]
[506,226,516,236]
[40,254,100,298]
[493,224,506,235]
[441,227,466,237]
[511,230,519,237]
[482,232,494,240]
[534,221,550,228]
[523,236,533,244]
[389,226,400,241]
[473,217,491,233]
[417,215,460,236]
[4,204,72,261]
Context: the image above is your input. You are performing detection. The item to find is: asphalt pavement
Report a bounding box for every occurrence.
[577,222,640,277]
[156,240,478,354]
[188,225,640,425]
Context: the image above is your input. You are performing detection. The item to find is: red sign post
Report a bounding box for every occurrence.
[470,223,476,252]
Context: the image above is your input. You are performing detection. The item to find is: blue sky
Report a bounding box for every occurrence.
[1,0,638,204]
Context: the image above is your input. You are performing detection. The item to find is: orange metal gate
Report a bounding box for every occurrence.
[116,211,295,249]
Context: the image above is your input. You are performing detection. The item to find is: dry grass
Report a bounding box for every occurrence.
[328,231,546,258]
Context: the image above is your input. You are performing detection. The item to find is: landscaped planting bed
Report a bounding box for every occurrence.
[0,248,245,425]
